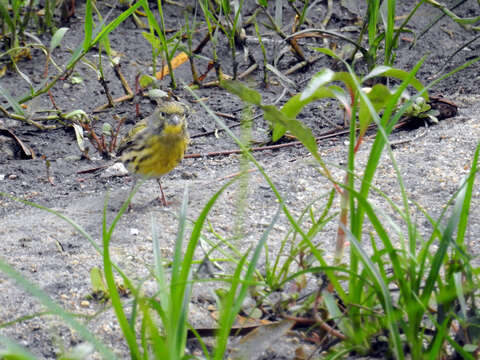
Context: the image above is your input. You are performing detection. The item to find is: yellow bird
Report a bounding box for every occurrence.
[117,100,189,206]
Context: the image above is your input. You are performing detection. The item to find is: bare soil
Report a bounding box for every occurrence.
[1,1,480,359]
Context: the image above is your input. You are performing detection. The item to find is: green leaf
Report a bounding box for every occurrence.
[92,1,143,47]
[332,71,357,93]
[362,65,392,81]
[142,31,161,50]
[300,68,335,101]
[323,290,354,338]
[282,86,345,119]
[139,74,156,88]
[50,27,69,53]
[72,123,86,152]
[367,0,380,48]
[262,105,318,157]
[383,68,427,100]
[0,335,37,360]
[0,258,116,359]
[83,0,93,51]
[358,84,392,136]
[0,0,15,33]
[220,79,262,105]
[90,267,108,295]
[102,123,113,136]
[70,76,83,84]
[271,123,286,141]
[0,84,24,115]
[312,46,341,60]
[364,67,427,100]
[463,344,478,352]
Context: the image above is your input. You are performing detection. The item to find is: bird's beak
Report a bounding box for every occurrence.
[168,114,182,126]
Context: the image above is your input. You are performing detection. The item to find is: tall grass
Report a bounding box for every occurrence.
[219,49,480,357]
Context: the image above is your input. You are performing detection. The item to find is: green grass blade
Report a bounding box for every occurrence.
[83,0,93,51]
[0,335,37,360]
[456,143,480,245]
[178,179,236,301]
[0,259,116,359]
[185,86,341,297]
[345,233,404,359]
[380,0,395,65]
[101,194,141,358]
[0,0,15,33]
[170,186,191,358]
[0,84,24,115]
[420,165,471,305]
[347,186,407,359]
[215,206,281,359]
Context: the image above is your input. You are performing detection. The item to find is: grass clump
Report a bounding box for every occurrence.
[218,53,480,357]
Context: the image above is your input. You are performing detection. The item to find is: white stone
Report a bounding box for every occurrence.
[101,162,129,178]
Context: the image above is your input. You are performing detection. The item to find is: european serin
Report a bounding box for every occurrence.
[117,100,189,206]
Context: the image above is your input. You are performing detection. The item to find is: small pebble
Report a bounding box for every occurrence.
[80,300,90,308]
[63,155,82,162]
[101,162,129,178]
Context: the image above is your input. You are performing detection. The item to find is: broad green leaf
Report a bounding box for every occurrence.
[139,74,156,88]
[220,79,262,105]
[279,83,349,141]
[332,71,357,94]
[283,85,346,119]
[364,67,428,100]
[328,85,350,112]
[382,68,427,100]
[312,46,340,60]
[300,68,335,101]
[49,27,69,52]
[362,65,392,81]
[358,84,392,136]
[262,105,318,157]
[271,123,286,141]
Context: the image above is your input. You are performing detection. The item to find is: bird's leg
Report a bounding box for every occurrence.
[126,178,139,211]
[156,179,169,206]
